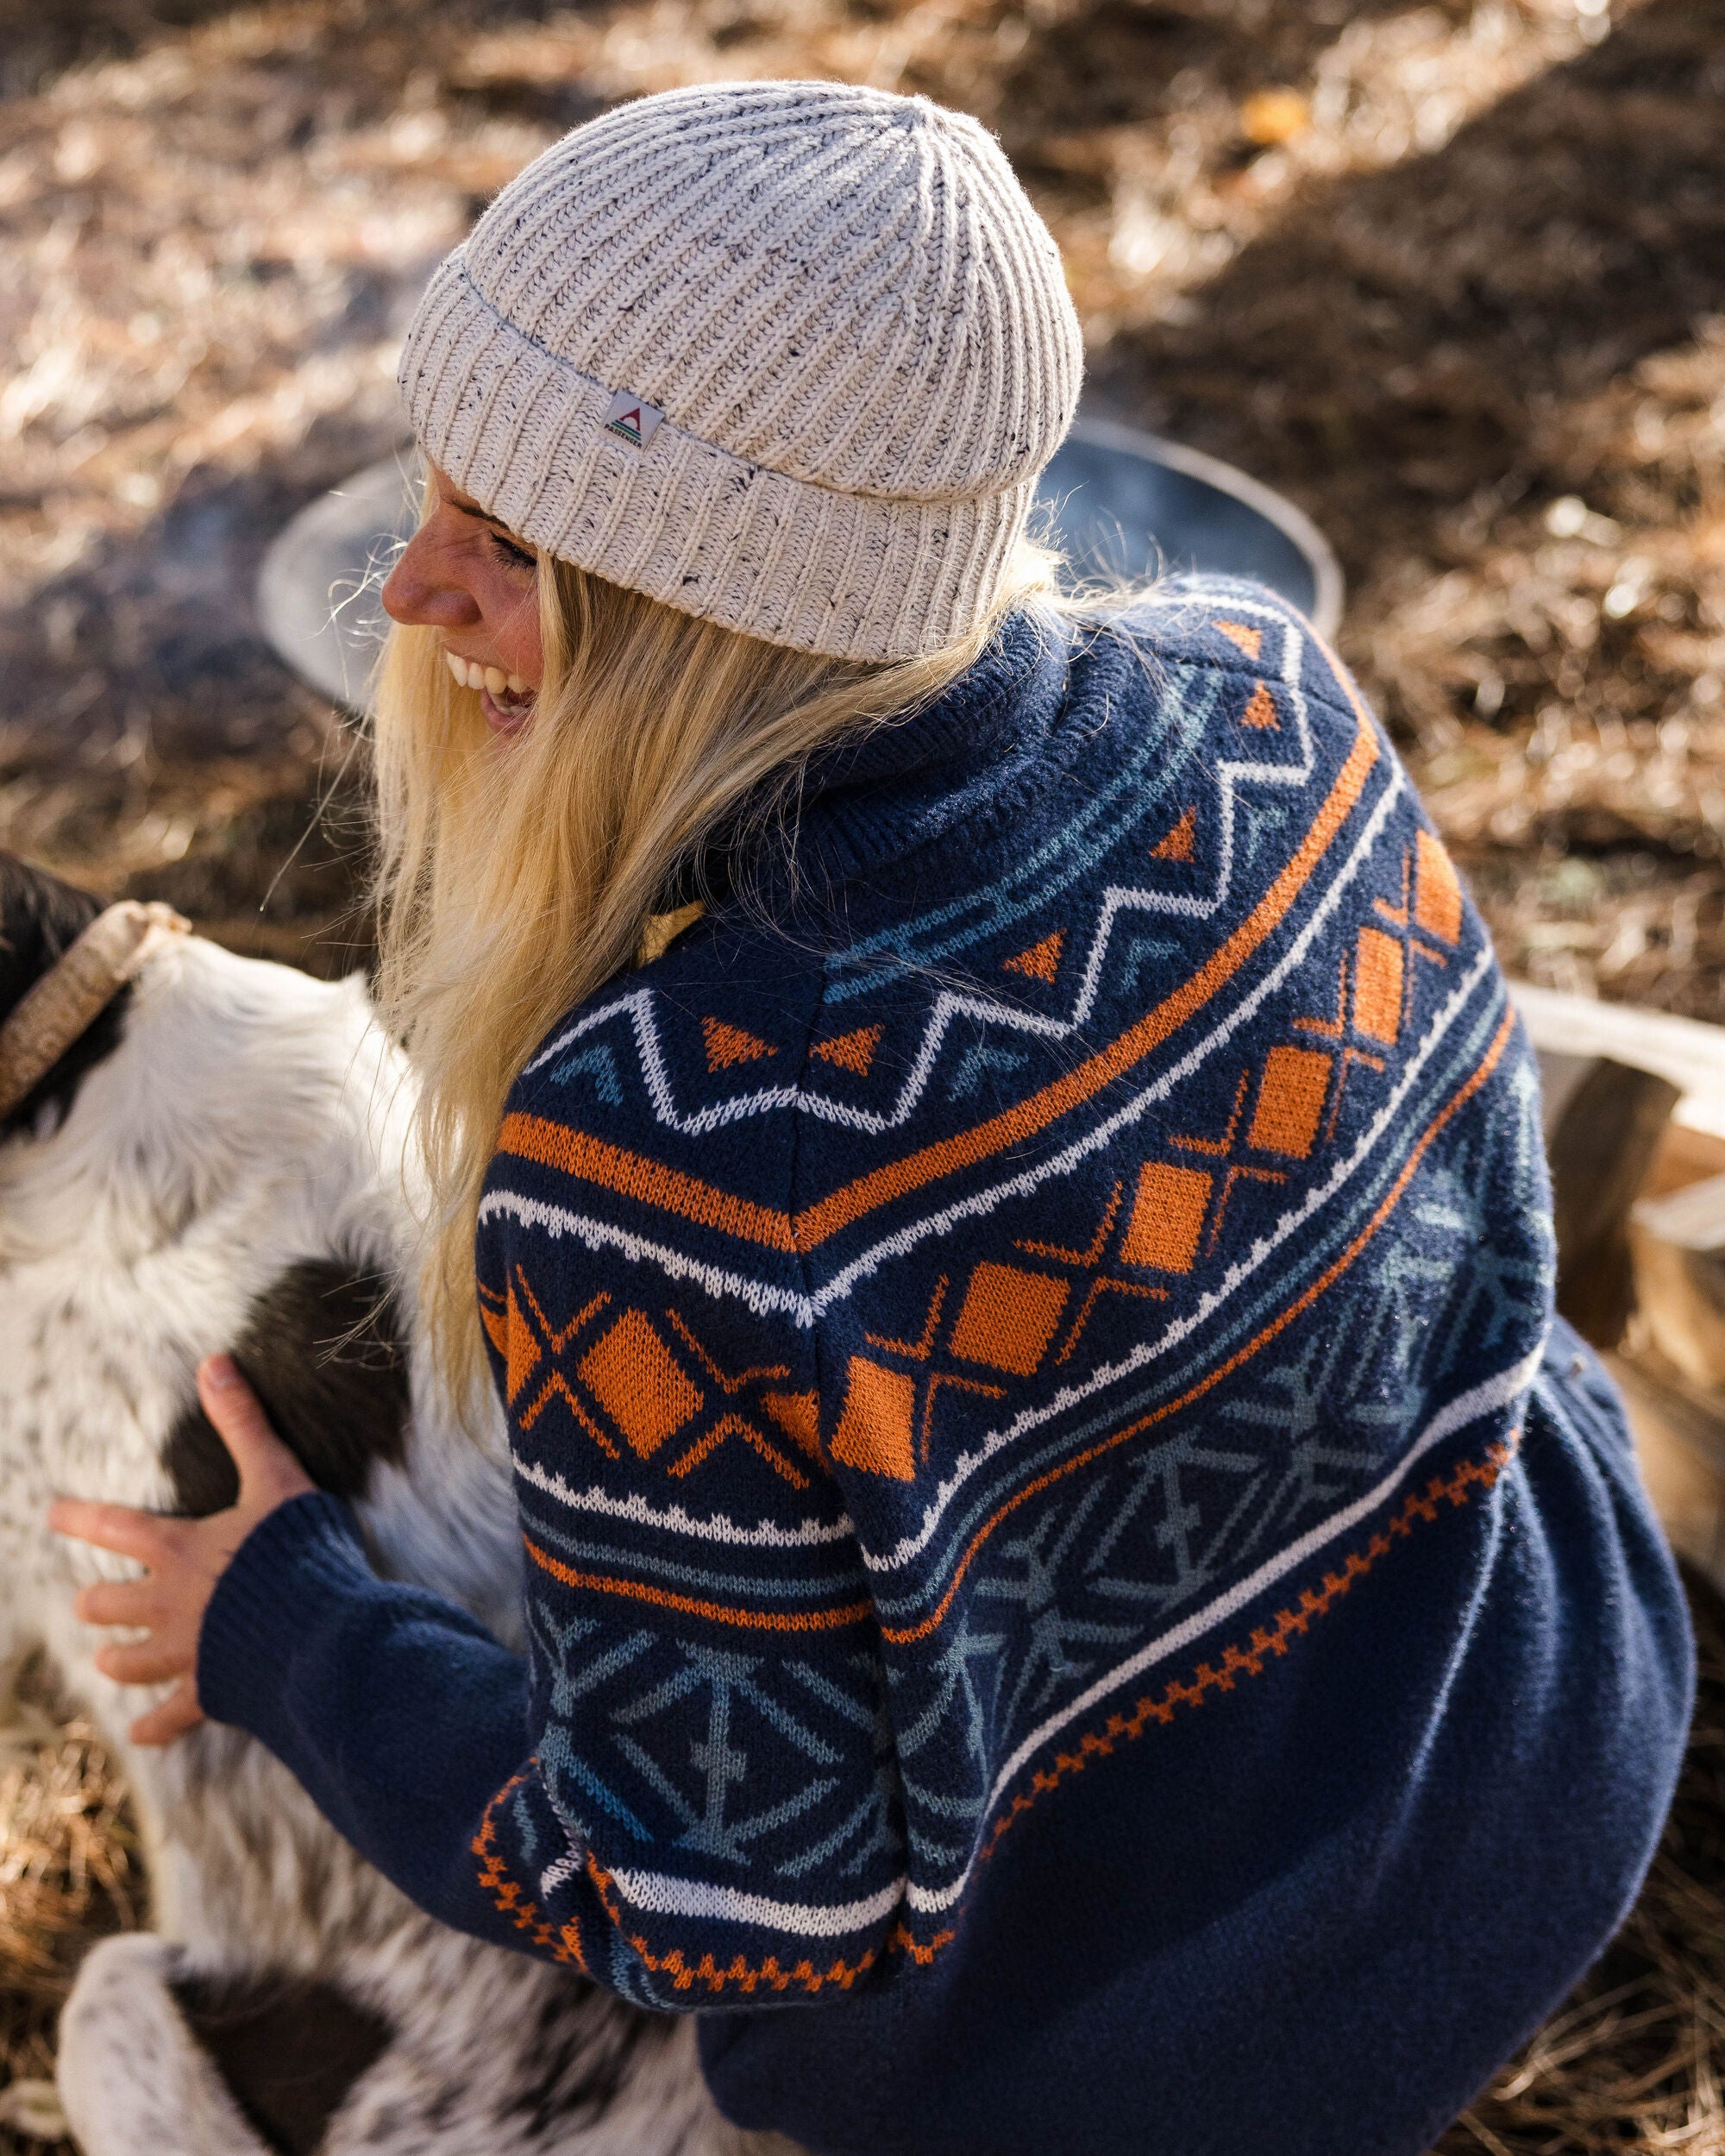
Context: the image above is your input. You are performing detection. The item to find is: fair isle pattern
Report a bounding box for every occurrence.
[511,591,1331,1141]
[472,582,1554,2008]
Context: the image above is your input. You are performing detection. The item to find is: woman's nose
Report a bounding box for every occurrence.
[380,529,482,630]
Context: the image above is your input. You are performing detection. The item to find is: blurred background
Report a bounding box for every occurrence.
[3,0,1722,995]
[1,0,1723,2148]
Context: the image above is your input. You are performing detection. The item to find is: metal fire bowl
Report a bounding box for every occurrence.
[257,418,1343,709]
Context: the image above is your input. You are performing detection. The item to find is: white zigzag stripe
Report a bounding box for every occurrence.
[480,755,1406,1352]
[520,594,1319,1139]
[475,1191,812,1321]
[597,1349,1539,1939]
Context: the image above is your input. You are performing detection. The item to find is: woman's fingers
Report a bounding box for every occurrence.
[129,1681,204,1749]
[197,1356,315,1505]
[73,1578,162,1628]
[48,1499,185,1568]
[94,1638,189,1687]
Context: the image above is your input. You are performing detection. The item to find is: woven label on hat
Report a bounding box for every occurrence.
[603,389,665,449]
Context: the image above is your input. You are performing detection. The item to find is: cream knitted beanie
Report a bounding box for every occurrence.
[397,80,1082,662]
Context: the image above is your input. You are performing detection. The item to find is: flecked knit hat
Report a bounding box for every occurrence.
[397,80,1083,662]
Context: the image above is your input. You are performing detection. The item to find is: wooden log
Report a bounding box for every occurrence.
[1603,1349,1725,1598]
[1630,1174,1725,1392]
[1515,987,1725,1587]
[1515,980,1725,1140]
[1541,1053,1679,1348]
[1643,1120,1725,1201]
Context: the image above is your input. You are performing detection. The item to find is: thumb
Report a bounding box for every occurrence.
[197,1355,314,1505]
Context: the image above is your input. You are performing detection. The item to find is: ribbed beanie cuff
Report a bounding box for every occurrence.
[397,82,1082,663]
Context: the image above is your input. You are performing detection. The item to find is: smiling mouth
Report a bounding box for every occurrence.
[444,648,536,731]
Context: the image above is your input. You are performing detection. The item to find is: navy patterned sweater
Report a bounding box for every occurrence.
[202,582,1692,2156]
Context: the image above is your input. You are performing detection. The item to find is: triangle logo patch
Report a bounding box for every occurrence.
[604,387,666,449]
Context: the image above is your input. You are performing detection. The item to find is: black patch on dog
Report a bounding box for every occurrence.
[165,1260,411,1516]
[0,852,130,1137]
[501,1985,674,2137]
[170,1968,392,2156]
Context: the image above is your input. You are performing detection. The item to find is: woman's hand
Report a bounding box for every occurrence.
[48,1355,315,1746]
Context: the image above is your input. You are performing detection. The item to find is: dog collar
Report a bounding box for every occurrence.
[0,900,191,1122]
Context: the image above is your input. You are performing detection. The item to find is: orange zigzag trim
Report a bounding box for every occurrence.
[584,1857,889,1996]
[472,1769,588,1971]
[477,1430,1515,1987]
[976,1432,1518,1868]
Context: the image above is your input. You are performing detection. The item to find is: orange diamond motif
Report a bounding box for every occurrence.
[829,1358,917,1480]
[1413,830,1463,946]
[947,1261,1070,1377]
[579,1311,704,1459]
[1352,927,1403,1046]
[1247,1046,1332,1160]
[504,1283,543,1405]
[1120,1161,1213,1273]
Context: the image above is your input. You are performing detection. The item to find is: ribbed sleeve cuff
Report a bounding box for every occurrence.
[197,1491,371,1731]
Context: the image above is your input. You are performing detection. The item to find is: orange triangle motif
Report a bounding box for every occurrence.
[761,1390,822,1458]
[1214,619,1264,660]
[1003,930,1064,984]
[811,1025,881,1078]
[505,1285,542,1406]
[1241,682,1278,729]
[1151,806,1197,862]
[702,1016,777,1072]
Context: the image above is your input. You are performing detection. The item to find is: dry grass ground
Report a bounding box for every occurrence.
[1,0,1722,2147]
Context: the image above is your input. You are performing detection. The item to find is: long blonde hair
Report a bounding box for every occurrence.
[371,529,1056,1389]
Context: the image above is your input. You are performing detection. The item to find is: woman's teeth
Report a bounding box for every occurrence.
[443,651,530,699]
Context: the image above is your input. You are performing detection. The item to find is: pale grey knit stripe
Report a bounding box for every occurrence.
[397,80,1081,661]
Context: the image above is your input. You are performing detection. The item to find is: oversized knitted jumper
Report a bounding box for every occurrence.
[202,582,1692,2156]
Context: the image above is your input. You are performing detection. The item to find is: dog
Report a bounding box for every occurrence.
[0,853,783,2156]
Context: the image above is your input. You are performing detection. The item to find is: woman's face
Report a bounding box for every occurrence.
[380,464,543,736]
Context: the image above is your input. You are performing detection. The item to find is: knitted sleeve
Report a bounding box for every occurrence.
[465,949,903,2009]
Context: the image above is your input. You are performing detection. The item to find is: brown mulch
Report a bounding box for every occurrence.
[0,1674,137,2155]
[2,0,1724,2147]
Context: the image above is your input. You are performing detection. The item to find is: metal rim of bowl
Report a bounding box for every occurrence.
[1058,415,1346,640]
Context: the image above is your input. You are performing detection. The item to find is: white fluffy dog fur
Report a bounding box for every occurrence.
[0,860,785,2156]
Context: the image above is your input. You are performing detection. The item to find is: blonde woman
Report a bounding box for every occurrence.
[57,81,1690,2156]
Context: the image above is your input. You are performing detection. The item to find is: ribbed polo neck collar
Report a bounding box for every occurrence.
[785,606,1075,888]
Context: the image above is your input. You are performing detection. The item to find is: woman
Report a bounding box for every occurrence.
[54,79,1691,2156]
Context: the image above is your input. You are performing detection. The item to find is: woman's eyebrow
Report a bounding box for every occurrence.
[448,498,515,534]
